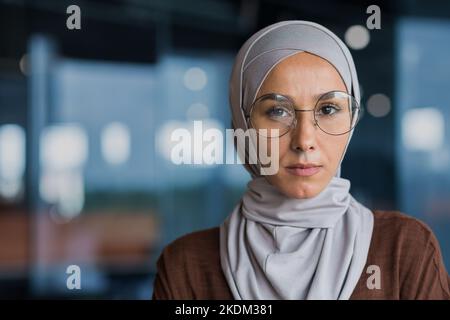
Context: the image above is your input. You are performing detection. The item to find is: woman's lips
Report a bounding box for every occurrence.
[285,166,322,177]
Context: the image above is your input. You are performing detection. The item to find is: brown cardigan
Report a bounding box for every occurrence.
[152,210,450,300]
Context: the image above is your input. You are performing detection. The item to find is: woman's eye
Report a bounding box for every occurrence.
[317,104,341,116]
[265,106,290,118]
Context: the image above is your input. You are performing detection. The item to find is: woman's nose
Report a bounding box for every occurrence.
[289,112,318,152]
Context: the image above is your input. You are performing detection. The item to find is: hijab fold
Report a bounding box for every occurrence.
[220,21,374,300]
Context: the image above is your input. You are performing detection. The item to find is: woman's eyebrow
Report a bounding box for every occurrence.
[268,92,330,100]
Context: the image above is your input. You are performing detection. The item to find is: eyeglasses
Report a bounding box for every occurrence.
[245,91,361,138]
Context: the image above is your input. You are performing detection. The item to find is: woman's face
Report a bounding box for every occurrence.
[255,52,350,199]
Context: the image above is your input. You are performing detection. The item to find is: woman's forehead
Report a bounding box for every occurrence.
[257,54,347,98]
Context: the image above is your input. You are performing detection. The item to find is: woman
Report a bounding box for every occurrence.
[152,21,450,300]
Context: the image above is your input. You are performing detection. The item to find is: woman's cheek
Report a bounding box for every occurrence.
[262,136,283,165]
[273,138,289,174]
[323,136,348,175]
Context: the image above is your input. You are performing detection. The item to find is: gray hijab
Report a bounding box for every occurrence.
[220,20,374,300]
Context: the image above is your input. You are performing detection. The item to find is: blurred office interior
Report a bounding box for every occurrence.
[0,0,449,298]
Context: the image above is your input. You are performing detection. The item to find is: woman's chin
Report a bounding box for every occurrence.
[266,169,330,199]
[288,186,320,199]
[275,179,322,199]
